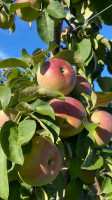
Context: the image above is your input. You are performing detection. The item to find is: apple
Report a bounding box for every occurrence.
[0,109,17,128]
[72,75,92,99]
[37,59,76,95]
[16,0,41,22]
[17,136,62,186]
[0,9,15,29]
[49,97,86,138]
[91,110,112,147]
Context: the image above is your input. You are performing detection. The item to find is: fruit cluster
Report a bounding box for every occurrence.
[0,58,112,187]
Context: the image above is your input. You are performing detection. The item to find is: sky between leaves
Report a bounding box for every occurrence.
[0,15,112,91]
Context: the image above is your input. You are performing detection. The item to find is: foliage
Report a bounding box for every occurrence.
[0,0,112,199]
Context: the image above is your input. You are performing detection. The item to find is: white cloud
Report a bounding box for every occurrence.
[0,50,9,59]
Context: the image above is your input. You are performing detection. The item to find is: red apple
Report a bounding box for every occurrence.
[91,110,112,147]
[0,9,15,29]
[17,136,62,186]
[16,0,41,22]
[37,59,76,95]
[72,75,92,99]
[49,97,86,138]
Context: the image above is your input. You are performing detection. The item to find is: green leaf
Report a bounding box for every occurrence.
[52,49,84,65]
[81,148,103,170]
[47,1,66,18]
[16,102,34,113]
[0,86,11,109]
[19,85,65,102]
[31,41,59,65]
[0,58,29,69]
[0,144,9,200]
[69,157,82,178]
[102,145,112,154]
[76,132,94,159]
[101,177,112,194]
[65,179,83,200]
[35,187,48,200]
[1,121,24,164]
[30,99,55,120]
[36,11,54,44]
[105,192,112,199]
[97,77,112,92]
[96,34,111,51]
[18,119,36,145]
[83,116,99,134]
[72,38,93,65]
[7,68,20,80]
[8,180,21,200]
[91,91,112,109]
[53,172,64,200]
[9,2,31,16]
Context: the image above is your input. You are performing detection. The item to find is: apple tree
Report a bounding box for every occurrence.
[0,0,112,199]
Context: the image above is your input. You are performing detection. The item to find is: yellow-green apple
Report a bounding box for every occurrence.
[72,75,92,99]
[0,9,15,29]
[0,109,16,128]
[49,97,86,138]
[16,0,41,22]
[37,59,76,95]
[17,136,62,186]
[91,110,112,147]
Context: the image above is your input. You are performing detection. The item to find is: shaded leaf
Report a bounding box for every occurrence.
[0,58,29,69]
[36,11,54,44]
[96,34,111,51]
[53,172,64,200]
[81,148,103,170]
[91,91,112,109]
[1,121,24,164]
[9,180,21,200]
[65,179,83,200]
[0,144,9,200]
[9,2,31,16]
[97,77,112,92]
[69,157,82,178]
[47,1,66,18]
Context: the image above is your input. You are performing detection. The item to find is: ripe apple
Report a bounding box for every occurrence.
[0,109,17,128]
[72,75,92,99]
[16,0,41,22]
[91,110,112,147]
[49,97,86,138]
[17,136,62,186]
[37,59,76,95]
[0,9,15,29]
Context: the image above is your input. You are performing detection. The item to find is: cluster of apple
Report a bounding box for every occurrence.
[0,58,112,188]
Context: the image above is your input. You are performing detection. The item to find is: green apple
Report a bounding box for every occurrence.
[72,75,92,99]
[16,0,41,22]
[49,97,86,138]
[37,59,76,95]
[0,9,15,29]
[91,110,112,147]
[17,136,62,186]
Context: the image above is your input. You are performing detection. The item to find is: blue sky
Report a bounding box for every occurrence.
[0,15,112,91]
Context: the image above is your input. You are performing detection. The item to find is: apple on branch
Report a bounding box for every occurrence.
[17,136,62,186]
[72,75,92,99]
[49,97,86,138]
[91,110,112,147]
[0,109,16,128]
[37,59,76,95]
